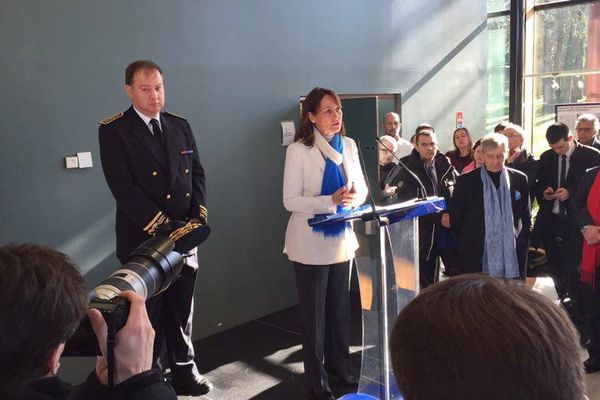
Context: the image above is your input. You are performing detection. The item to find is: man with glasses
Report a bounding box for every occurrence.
[576,113,600,151]
[385,129,459,287]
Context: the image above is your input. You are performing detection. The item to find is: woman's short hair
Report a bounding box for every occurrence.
[296,87,344,147]
[503,123,526,139]
[480,132,508,154]
[379,135,398,152]
[390,275,585,400]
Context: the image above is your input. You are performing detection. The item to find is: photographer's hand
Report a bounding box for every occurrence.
[88,291,155,386]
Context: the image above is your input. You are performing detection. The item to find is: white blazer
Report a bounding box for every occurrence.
[283,136,368,265]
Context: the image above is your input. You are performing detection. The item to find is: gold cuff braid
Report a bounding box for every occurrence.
[143,211,169,236]
[169,221,201,243]
[198,205,208,221]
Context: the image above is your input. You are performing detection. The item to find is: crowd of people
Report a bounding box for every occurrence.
[378,111,600,377]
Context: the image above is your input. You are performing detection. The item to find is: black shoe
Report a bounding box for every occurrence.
[172,375,213,395]
[311,387,335,400]
[584,357,600,374]
[329,373,359,386]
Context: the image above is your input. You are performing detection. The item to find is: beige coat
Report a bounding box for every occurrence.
[283,137,368,265]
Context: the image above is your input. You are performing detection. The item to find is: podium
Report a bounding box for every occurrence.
[308,197,445,400]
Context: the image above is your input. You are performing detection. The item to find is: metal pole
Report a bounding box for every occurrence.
[380,225,391,400]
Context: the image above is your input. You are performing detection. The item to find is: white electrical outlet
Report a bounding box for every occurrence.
[65,156,79,169]
[77,152,93,168]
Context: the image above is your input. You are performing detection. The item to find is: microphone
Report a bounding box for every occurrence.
[376,137,428,201]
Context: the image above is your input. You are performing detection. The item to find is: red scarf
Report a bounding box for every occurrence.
[581,170,600,287]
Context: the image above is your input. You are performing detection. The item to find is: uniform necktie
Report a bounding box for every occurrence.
[150,119,165,148]
[426,164,439,196]
[559,154,567,217]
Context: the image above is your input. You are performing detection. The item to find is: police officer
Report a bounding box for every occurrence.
[98,60,211,396]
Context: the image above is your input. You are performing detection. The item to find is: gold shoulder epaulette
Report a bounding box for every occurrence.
[99,112,124,125]
[164,111,187,121]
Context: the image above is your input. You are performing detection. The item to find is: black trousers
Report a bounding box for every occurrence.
[146,263,202,383]
[541,215,585,329]
[294,261,351,391]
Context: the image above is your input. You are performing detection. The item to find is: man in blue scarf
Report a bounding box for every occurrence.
[450,133,531,279]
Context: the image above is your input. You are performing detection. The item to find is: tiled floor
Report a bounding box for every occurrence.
[185,294,363,400]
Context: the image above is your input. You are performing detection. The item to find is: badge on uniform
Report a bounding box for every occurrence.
[180,149,194,155]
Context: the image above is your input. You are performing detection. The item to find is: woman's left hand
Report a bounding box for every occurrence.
[342,191,358,207]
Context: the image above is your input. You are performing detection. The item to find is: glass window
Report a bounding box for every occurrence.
[486,15,510,132]
[488,0,510,13]
[529,3,600,155]
[534,4,591,74]
[535,0,565,5]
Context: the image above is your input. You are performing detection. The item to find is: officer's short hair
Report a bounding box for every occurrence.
[390,275,585,400]
[0,244,88,386]
[125,60,163,85]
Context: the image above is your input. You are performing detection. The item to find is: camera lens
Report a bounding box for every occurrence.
[92,236,183,300]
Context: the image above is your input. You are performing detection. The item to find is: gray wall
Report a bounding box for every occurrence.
[0,0,486,381]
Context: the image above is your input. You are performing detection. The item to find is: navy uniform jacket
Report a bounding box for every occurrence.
[99,106,207,261]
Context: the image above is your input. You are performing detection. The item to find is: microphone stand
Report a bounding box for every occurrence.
[376,137,428,201]
[354,138,387,225]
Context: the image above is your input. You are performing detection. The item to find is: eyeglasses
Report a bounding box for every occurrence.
[576,127,594,132]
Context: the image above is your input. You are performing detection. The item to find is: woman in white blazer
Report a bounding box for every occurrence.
[283,87,368,400]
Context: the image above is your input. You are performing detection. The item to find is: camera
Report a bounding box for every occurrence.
[64,236,184,356]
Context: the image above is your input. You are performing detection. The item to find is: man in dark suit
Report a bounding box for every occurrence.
[98,60,211,396]
[450,133,530,278]
[534,122,600,335]
[386,129,459,288]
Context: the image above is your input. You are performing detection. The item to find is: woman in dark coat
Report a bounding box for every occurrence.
[450,133,530,278]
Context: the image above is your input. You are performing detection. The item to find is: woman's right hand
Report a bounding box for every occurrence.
[332,187,354,207]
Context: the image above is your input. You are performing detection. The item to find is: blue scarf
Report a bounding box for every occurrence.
[481,166,519,278]
[312,133,350,237]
